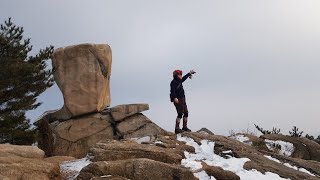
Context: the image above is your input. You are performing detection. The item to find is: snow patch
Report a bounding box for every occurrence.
[60,157,92,180]
[177,135,289,180]
[155,141,163,144]
[230,134,252,145]
[194,171,216,180]
[284,163,315,176]
[264,155,281,163]
[265,155,315,177]
[222,150,232,154]
[131,136,151,144]
[265,139,295,157]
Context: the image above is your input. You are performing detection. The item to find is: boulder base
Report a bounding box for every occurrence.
[38,113,114,158]
[36,104,167,158]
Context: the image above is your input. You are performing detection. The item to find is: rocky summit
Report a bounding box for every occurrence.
[2,130,320,180]
[1,43,319,180]
[74,131,320,180]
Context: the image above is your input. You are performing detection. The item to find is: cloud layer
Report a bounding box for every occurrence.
[1,0,320,136]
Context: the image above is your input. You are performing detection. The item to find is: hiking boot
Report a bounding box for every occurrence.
[175,128,184,134]
[182,127,191,132]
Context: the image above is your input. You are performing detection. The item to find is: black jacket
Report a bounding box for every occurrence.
[170,73,191,101]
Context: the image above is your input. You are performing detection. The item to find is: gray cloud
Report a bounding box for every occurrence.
[1,0,320,136]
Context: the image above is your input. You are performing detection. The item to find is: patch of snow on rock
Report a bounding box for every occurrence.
[265,155,315,177]
[265,139,295,157]
[60,157,91,180]
[177,135,289,180]
[194,170,216,180]
[230,134,252,145]
[264,155,281,163]
[222,150,232,154]
[131,136,151,144]
[284,163,315,176]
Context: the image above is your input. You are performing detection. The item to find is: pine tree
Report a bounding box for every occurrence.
[254,124,281,135]
[305,134,314,140]
[289,126,303,137]
[0,18,54,145]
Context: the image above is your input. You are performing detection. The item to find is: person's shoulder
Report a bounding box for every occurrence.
[171,79,179,85]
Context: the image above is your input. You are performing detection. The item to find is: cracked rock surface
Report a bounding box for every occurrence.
[36,104,167,158]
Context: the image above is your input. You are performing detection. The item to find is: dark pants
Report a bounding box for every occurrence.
[174,98,189,118]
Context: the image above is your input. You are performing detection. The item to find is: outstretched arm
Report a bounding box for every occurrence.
[182,70,196,82]
[181,73,191,82]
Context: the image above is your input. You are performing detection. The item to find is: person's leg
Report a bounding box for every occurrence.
[176,113,183,129]
[174,100,184,134]
[182,99,191,132]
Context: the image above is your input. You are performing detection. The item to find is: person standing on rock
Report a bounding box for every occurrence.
[170,69,196,134]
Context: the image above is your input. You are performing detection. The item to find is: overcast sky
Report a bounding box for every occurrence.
[1,0,320,136]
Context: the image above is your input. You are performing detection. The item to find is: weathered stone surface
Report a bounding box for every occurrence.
[123,122,167,139]
[55,113,113,142]
[77,158,197,180]
[201,162,240,180]
[44,156,76,167]
[54,125,114,158]
[90,140,182,164]
[0,145,60,180]
[0,144,44,159]
[92,176,129,180]
[38,113,114,158]
[110,104,149,121]
[262,151,320,177]
[0,156,61,180]
[197,127,215,135]
[262,134,320,162]
[116,113,166,138]
[52,43,112,118]
[182,132,320,180]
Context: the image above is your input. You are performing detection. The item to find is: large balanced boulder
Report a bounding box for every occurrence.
[77,158,197,180]
[52,43,112,119]
[0,144,61,180]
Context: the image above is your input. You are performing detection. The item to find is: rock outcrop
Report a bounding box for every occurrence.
[201,162,240,180]
[77,158,197,180]
[74,132,320,180]
[52,43,112,119]
[0,144,62,180]
[261,134,320,162]
[34,44,166,158]
[36,104,166,158]
[90,140,183,164]
[30,43,320,179]
[110,104,149,121]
